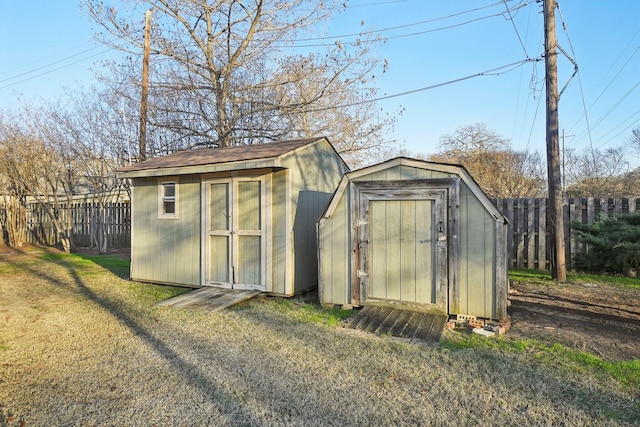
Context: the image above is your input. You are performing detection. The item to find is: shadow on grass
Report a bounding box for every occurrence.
[5,252,639,424]
[0,253,262,424]
[2,252,359,424]
[233,296,640,424]
[74,253,130,279]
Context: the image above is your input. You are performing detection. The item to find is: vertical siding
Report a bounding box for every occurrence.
[319,162,507,318]
[270,170,288,294]
[456,184,469,316]
[293,191,333,293]
[318,191,350,305]
[494,221,509,319]
[131,176,200,286]
[352,165,454,181]
[456,182,496,318]
[282,141,348,294]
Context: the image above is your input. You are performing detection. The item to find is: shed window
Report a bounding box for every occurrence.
[159,180,178,219]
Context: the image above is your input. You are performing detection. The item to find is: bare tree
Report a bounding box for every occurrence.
[0,144,28,247]
[0,110,79,252]
[0,89,135,253]
[46,88,132,252]
[437,123,510,154]
[431,123,546,198]
[564,146,630,197]
[85,0,393,166]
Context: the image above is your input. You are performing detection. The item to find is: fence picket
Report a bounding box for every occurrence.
[14,201,131,249]
[3,196,639,269]
[526,198,536,269]
[538,198,547,270]
[494,197,640,271]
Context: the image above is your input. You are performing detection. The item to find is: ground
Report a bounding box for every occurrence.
[508,279,640,362]
[1,243,639,425]
[2,243,639,363]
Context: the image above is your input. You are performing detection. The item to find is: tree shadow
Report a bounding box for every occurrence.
[1,254,259,424]
[74,252,131,279]
[1,252,361,425]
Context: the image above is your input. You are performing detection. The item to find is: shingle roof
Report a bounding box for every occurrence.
[117,138,324,173]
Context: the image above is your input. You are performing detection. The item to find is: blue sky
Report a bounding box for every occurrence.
[1,0,639,166]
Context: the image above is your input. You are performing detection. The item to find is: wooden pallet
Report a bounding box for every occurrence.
[157,287,262,312]
[345,306,447,342]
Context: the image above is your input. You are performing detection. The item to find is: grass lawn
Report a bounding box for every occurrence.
[1,249,639,426]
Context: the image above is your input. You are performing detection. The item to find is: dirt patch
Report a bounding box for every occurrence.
[508,281,640,361]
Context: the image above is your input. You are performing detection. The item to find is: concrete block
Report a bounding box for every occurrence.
[473,328,495,337]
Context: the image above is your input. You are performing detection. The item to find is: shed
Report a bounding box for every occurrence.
[117,137,349,295]
[318,157,509,320]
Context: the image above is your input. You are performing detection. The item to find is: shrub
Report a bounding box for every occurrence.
[571,212,640,276]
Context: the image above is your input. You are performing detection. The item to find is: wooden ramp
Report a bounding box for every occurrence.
[157,287,261,312]
[345,306,448,342]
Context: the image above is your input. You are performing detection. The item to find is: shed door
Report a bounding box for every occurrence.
[206,177,265,291]
[358,188,448,312]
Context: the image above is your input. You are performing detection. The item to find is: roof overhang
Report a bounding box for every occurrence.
[320,157,508,224]
[117,159,286,179]
[116,137,336,179]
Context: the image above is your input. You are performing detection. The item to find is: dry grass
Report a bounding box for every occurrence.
[1,249,639,426]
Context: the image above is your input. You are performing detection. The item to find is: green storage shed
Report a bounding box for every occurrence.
[118,137,349,295]
[318,157,509,320]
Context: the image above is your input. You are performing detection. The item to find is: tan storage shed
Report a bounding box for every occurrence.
[118,137,349,295]
[318,157,509,320]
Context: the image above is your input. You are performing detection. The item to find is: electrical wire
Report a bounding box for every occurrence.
[576,79,640,138]
[555,1,594,150]
[305,58,540,112]
[502,0,530,58]
[525,80,544,152]
[567,46,640,133]
[280,1,533,47]
[0,46,118,91]
[345,0,410,9]
[293,0,509,42]
[596,107,640,149]
[0,45,107,85]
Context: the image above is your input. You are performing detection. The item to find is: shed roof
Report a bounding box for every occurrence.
[117,137,334,178]
[321,157,508,223]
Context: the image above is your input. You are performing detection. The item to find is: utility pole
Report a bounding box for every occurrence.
[544,0,566,281]
[139,9,152,162]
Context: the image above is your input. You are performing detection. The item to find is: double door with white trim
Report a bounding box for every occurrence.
[206,177,266,291]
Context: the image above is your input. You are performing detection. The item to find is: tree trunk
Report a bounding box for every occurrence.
[1,195,27,247]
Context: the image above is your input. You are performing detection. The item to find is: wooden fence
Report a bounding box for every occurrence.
[23,202,131,249]
[5,196,639,270]
[494,197,640,271]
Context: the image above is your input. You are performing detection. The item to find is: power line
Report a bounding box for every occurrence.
[556,2,592,149]
[596,106,640,149]
[293,0,508,42]
[567,46,640,133]
[346,0,410,8]
[305,58,540,112]
[0,42,100,77]
[0,44,107,85]
[0,47,117,91]
[280,1,533,48]
[502,0,530,58]
[525,85,544,152]
[575,78,640,140]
